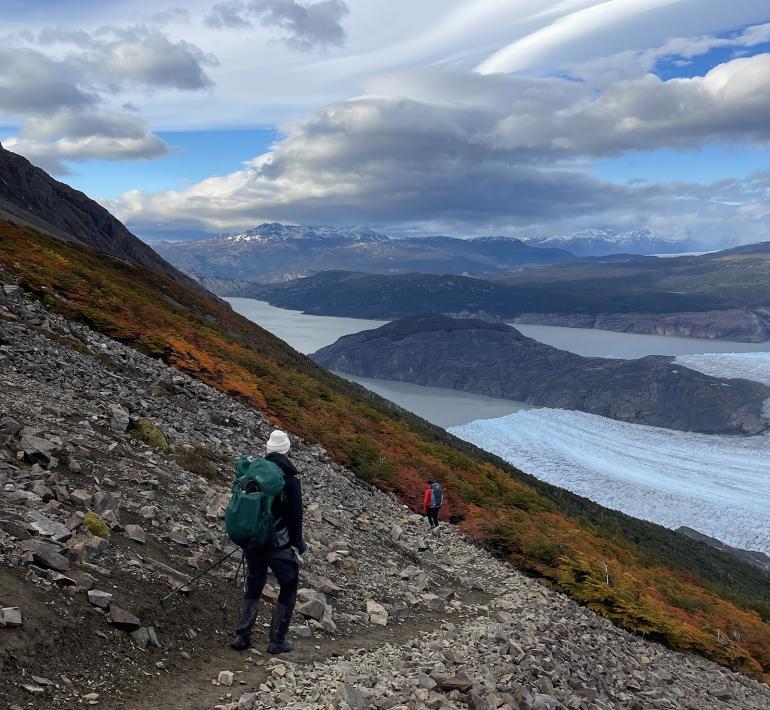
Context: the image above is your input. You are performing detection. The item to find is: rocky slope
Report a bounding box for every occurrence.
[0,143,198,290]
[2,266,770,710]
[312,315,770,435]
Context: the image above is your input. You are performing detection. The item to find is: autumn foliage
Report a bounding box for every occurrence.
[1,220,768,680]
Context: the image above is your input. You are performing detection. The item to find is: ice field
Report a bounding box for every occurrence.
[450,408,770,555]
[675,351,770,386]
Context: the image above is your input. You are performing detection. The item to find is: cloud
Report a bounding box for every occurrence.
[4,110,169,174]
[0,48,95,114]
[24,25,218,91]
[206,0,350,51]
[477,0,770,76]
[0,24,215,171]
[112,55,770,246]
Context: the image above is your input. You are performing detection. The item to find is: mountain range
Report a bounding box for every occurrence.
[155,224,579,283]
[522,227,697,256]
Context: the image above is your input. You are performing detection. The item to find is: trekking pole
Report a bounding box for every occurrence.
[220,551,245,611]
[160,547,239,604]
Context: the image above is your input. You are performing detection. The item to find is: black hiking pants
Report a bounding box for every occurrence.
[426,507,440,528]
[243,546,299,608]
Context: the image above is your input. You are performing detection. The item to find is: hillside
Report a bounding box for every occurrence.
[2,220,770,684]
[312,315,770,434]
[154,227,578,283]
[0,142,199,291]
[254,257,770,341]
[2,287,770,708]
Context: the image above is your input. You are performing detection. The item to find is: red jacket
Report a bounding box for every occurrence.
[423,486,432,512]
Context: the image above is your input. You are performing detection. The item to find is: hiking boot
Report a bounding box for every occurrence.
[230,597,260,651]
[266,602,294,655]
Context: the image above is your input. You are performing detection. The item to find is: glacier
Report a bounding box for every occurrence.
[675,352,770,386]
[449,409,770,555]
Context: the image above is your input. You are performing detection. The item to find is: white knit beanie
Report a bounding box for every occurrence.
[266,429,291,454]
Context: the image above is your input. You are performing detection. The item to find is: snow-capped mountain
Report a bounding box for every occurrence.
[524,228,694,256]
[223,223,390,244]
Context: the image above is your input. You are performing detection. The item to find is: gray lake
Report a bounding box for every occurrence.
[226,297,770,428]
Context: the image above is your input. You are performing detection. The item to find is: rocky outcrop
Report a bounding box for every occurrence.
[0,142,202,292]
[312,315,770,434]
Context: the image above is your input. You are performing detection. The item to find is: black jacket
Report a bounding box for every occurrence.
[266,452,303,551]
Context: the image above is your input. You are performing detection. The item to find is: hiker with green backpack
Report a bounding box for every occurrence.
[226,430,306,654]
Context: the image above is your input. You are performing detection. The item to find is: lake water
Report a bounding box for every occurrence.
[227,297,770,427]
[227,297,530,426]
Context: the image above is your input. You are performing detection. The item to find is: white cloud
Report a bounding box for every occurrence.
[4,110,170,174]
[0,24,215,172]
[112,54,770,246]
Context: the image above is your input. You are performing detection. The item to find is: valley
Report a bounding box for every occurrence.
[226,298,770,561]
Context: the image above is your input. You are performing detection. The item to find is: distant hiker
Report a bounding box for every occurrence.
[227,430,306,654]
[423,479,443,529]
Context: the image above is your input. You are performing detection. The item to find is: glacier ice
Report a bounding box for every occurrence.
[675,352,770,386]
[449,409,770,555]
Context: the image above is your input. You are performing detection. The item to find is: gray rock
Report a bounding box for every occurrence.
[108,403,130,432]
[32,546,70,572]
[0,418,22,435]
[88,590,112,609]
[1,607,23,626]
[70,489,92,507]
[337,683,368,710]
[125,524,146,544]
[109,605,141,631]
[27,517,71,541]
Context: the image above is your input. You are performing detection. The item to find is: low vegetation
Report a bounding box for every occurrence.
[131,418,171,452]
[1,220,769,680]
[83,512,110,540]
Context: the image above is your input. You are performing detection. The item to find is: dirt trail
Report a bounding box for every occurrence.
[117,590,492,710]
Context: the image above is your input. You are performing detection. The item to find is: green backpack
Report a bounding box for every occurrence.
[225,457,285,548]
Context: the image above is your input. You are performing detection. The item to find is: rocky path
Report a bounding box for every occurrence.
[1,277,770,710]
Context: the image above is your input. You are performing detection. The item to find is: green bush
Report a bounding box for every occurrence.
[175,443,225,480]
[132,418,171,452]
[83,512,110,540]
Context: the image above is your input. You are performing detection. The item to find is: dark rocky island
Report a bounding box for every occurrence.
[312,315,770,434]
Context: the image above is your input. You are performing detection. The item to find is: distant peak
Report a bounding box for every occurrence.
[222,223,390,244]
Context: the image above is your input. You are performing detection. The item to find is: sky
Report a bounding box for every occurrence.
[2,1,770,247]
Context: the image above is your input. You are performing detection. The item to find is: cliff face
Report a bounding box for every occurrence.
[0,142,200,291]
[313,315,770,434]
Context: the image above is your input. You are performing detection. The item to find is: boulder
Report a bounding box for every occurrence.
[366,600,388,627]
[1,607,23,626]
[31,546,70,572]
[205,492,229,519]
[0,418,23,436]
[125,524,146,544]
[70,489,92,508]
[27,517,72,542]
[218,670,234,686]
[109,605,141,631]
[88,590,113,609]
[108,403,130,432]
